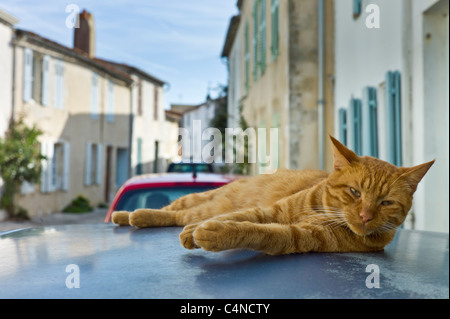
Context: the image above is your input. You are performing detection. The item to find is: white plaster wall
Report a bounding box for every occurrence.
[0,22,14,137]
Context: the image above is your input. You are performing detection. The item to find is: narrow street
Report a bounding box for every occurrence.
[0,208,107,233]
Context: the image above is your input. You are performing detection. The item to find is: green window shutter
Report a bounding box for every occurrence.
[271,0,279,60]
[362,87,378,157]
[253,0,259,82]
[350,98,362,155]
[245,22,250,93]
[338,108,348,146]
[385,71,402,166]
[259,0,266,74]
[353,0,363,18]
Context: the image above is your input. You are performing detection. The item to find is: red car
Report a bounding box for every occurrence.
[104,172,241,223]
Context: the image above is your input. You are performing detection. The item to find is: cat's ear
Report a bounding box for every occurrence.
[329,135,359,170]
[399,159,435,193]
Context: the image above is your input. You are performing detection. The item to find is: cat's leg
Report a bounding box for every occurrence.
[192,221,323,255]
[179,205,290,249]
[128,194,236,228]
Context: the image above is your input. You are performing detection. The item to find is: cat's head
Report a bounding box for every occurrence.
[325,136,434,236]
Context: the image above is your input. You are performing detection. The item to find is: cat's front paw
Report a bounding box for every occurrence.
[112,211,130,226]
[193,220,235,252]
[180,223,200,249]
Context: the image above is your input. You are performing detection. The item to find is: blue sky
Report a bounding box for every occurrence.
[1,0,238,108]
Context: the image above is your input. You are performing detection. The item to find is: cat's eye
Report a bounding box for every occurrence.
[381,200,394,206]
[350,187,361,198]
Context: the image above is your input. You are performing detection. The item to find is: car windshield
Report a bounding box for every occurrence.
[115,186,215,211]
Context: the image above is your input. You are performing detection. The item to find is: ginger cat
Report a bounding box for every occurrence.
[112,136,434,255]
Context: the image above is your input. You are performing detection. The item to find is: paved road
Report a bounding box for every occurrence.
[0,208,107,233]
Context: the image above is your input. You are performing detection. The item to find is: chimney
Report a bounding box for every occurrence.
[74,9,95,57]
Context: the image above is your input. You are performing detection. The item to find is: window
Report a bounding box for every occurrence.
[53,59,65,109]
[31,52,43,103]
[41,141,70,193]
[338,108,348,146]
[23,49,50,106]
[271,0,279,60]
[349,98,362,155]
[84,142,102,186]
[385,71,402,166]
[362,86,378,157]
[106,79,114,122]
[91,73,99,119]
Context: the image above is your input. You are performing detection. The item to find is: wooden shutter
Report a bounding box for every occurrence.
[85,142,92,186]
[41,55,50,106]
[40,142,49,193]
[271,0,279,60]
[91,73,99,118]
[107,80,115,122]
[362,87,379,157]
[62,142,70,191]
[53,59,64,109]
[96,143,102,185]
[245,22,250,93]
[350,98,362,155]
[23,48,33,103]
[338,108,348,146]
[253,0,258,82]
[259,0,266,74]
[385,71,402,166]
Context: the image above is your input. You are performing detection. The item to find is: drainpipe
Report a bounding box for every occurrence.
[318,0,325,170]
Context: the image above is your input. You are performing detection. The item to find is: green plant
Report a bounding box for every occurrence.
[63,195,93,214]
[0,117,45,219]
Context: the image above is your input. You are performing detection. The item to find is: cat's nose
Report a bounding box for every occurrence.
[359,209,374,224]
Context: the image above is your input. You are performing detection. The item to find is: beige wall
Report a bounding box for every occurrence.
[12,41,131,217]
[233,0,334,174]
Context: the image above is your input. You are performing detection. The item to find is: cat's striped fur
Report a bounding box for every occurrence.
[112,136,434,255]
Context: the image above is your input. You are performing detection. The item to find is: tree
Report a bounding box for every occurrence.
[0,117,45,219]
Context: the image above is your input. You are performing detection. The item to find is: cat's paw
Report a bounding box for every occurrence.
[193,220,234,252]
[129,209,175,228]
[111,211,130,226]
[179,223,200,249]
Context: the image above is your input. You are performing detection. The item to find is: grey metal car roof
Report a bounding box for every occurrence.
[0,224,448,299]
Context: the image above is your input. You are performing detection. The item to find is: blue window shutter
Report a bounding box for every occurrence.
[259,0,266,74]
[271,0,279,60]
[253,0,259,82]
[353,0,363,18]
[245,22,250,93]
[385,71,402,166]
[338,108,348,146]
[362,87,378,157]
[350,98,362,155]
